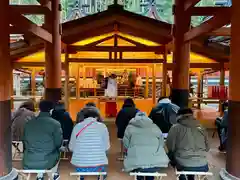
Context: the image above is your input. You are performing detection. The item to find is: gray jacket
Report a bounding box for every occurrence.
[123,113,169,172]
[166,114,209,167]
[11,108,35,141]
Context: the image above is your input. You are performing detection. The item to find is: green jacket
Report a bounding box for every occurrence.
[123,112,169,172]
[23,112,63,169]
[166,114,209,167]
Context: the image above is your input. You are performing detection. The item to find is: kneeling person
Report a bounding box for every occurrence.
[69,108,110,180]
[22,100,63,180]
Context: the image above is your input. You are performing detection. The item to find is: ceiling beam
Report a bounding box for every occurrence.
[117,34,147,47]
[67,45,165,53]
[11,5,50,15]
[206,27,231,36]
[166,62,222,69]
[9,6,52,43]
[85,35,115,47]
[68,58,164,63]
[190,7,231,16]
[184,8,231,42]
[184,0,201,11]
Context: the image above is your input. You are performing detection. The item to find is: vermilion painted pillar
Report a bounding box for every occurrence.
[45,0,62,103]
[220,0,240,178]
[0,1,17,179]
[171,0,191,108]
[219,65,225,113]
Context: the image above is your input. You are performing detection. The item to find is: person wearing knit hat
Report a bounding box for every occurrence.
[166,108,210,180]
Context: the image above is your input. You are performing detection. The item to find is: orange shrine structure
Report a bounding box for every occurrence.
[0,0,238,179]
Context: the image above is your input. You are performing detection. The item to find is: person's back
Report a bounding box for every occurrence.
[116,98,138,139]
[166,109,209,168]
[52,103,73,140]
[69,117,110,167]
[123,112,169,173]
[149,97,179,133]
[11,101,35,141]
[12,108,35,141]
[23,101,63,170]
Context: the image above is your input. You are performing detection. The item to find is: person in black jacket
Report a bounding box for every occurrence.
[149,97,179,133]
[52,102,74,141]
[115,98,139,139]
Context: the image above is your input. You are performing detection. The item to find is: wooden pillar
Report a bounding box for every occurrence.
[0,1,17,179]
[76,65,80,99]
[171,0,191,108]
[219,66,225,113]
[162,48,168,97]
[64,52,69,111]
[152,64,156,105]
[44,0,62,103]
[31,69,36,98]
[222,0,240,178]
[197,73,203,109]
[145,67,149,99]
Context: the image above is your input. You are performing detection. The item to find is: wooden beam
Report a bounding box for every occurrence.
[68,58,164,63]
[184,0,201,11]
[184,8,231,42]
[11,5,50,15]
[117,34,147,47]
[206,27,231,36]
[190,7,231,16]
[166,62,222,69]
[67,45,165,53]
[9,6,52,43]
[85,35,115,47]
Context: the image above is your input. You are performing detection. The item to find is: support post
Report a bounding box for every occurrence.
[145,67,149,99]
[44,0,62,103]
[152,64,156,105]
[31,68,36,98]
[64,51,69,111]
[76,65,80,99]
[220,0,240,178]
[219,66,225,114]
[0,1,17,179]
[197,73,202,109]
[171,0,191,108]
[162,48,168,97]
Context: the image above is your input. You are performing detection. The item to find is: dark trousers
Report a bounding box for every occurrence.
[132,167,161,180]
[176,164,209,180]
[215,118,227,149]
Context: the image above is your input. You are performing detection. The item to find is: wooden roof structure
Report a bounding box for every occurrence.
[10,3,230,63]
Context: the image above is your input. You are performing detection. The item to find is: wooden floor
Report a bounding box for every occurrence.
[13,123,226,180]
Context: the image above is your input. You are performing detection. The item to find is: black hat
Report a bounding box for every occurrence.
[177,108,193,116]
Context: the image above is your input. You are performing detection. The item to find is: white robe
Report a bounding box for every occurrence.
[105,78,117,97]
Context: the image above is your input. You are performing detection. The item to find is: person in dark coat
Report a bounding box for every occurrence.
[149,97,179,133]
[52,102,73,141]
[115,98,139,139]
[23,100,62,180]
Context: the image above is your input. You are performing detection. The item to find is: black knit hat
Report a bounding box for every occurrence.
[177,108,193,116]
